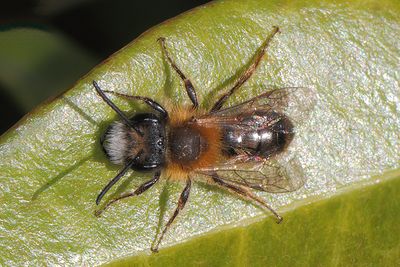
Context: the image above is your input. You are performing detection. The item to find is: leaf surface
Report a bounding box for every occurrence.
[0,0,399,266]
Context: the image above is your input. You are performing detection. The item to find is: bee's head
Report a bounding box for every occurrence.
[101,113,166,172]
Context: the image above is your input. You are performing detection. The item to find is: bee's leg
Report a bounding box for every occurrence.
[95,171,161,217]
[96,158,137,205]
[158,37,198,109]
[151,178,192,252]
[93,81,169,119]
[211,26,280,112]
[210,172,282,223]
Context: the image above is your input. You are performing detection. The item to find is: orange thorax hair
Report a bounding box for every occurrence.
[164,105,222,180]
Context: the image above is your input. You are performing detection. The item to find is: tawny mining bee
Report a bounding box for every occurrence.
[93,26,315,252]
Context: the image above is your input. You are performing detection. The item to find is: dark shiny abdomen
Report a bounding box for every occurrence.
[223,111,294,159]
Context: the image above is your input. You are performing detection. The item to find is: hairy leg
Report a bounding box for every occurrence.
[158,37,199,108]
[211,172,282,223]
[151,178,192,252]
[211,26,280,112]
[95,171,161,216]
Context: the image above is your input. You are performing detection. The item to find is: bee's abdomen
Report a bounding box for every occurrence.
[223,111,294,159]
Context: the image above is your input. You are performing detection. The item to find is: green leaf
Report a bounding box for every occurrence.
[1,0,399,266]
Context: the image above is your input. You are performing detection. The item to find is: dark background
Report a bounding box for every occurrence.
[0,0,210,134]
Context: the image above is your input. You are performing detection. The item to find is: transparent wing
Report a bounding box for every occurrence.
[192,87,313,192]
[196,157,306,193]
[196,87,317,127]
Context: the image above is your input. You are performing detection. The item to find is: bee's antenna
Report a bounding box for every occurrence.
[93,80,143,136]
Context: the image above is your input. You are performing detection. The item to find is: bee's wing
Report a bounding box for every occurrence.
[196,157,306,193]
[198,87,317,126]
[192,87,314,192]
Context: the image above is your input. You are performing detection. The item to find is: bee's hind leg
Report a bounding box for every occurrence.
[210,172,282,223]
[211,26,280,112]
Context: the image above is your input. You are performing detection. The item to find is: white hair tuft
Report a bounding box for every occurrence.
[102,121,129,165]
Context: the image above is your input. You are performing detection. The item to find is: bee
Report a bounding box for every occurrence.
[93,26,316,252]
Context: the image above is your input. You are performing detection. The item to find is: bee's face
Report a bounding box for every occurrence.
[101,113,166,171]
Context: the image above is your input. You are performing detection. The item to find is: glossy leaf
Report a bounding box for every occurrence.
[0,0,399,266]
